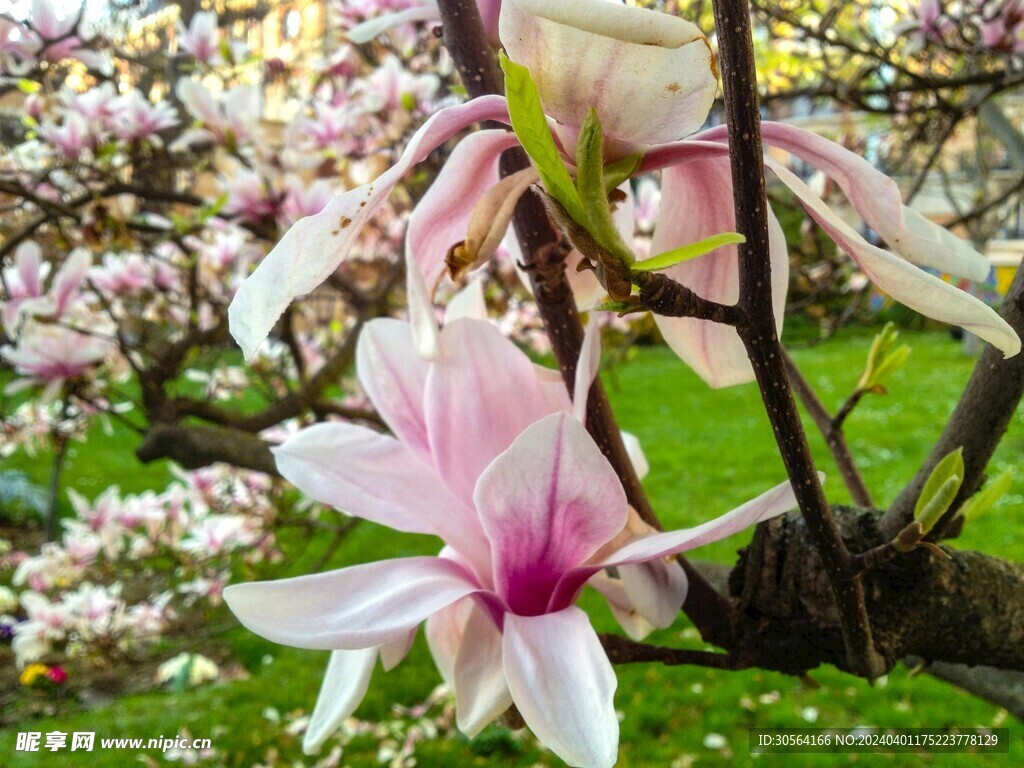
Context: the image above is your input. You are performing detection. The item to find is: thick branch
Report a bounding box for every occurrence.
[136,423,278,476]
[882,261,1024,539]
[731,507,1024,675]
[712,0,883,677]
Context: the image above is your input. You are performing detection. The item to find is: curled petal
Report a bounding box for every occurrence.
[503,608,618,768]
[407,129,521,293]
[572,313,601,423]
[447,166,539,282]
[747,122,990,281]
[500,0,717,153]
[229,96,510,358]
[224,556,479,650]
[766,159,1020,358]
[303,648,377,754]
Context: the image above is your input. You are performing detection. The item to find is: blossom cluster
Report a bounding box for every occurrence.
[2,464,281,670]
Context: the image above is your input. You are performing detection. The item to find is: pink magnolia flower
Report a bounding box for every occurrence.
[177,11,221,65]
[172,81,260,150]
[229,0,1019,386]
[1,323,110,400]
[111,90,179,143]
[980,0,1024,52]
[225,315,799,765]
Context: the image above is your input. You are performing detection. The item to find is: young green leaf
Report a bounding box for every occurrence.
[603,153,642,194]
[499,52,587,225]
[958,468,1013,522]
[632,232,747,273]
[575,108,634,265]
[914,447,965,525]
[857,322,911,391]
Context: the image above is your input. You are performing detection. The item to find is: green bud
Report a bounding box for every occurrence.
[913,447,965,531]
[958,468,1013,522]
[857,322,911,392]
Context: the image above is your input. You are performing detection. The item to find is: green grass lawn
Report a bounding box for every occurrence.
[3,328,1023,767]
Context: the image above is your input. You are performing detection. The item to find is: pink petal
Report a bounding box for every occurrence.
[380,628,417,672]
[406,129,520,292]
[618,560,688,630]
[598,478,800,568]
[766,159,1021,357]
[444,277,488,324]
[587,571,655,640]
[224,556,480,650]
[347,5,442,44]
[425,319,570,501]
[426,595,474,688]
[647,156,788,387]
[473,413,627,615]
[229,95,511,359]
[272,423,490,565]
[500,0,717,154]
[740,122,990,281]
[453,606,512,736]
[303,648,377,754]
[49,248,90,317]
[503,608,618,768]
[356,319,430,458]
[572,313,601,423]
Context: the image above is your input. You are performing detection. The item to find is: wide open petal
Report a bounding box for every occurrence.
[766,159,1020,357]
[648,156,788,387]
[724,122,991,281]
[406,129,521,292]
[302,648,377,754]
[425,318,570,501]
[453,605,513,736]
[500,0,717,155]
[356,319,430,459]
[504,608,618,768]
[229,95,511,359]
[596,477,800,568]
[474,413,627,615]
[272,423,489,564]
[224,556,479,650]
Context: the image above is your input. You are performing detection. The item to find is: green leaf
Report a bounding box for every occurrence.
[603,153,642,194]
[914,447,965,530]
[499,52,587,225]
[857,322,911,391]
[959,468,1013,522]
[632,232,747,273]
[575,108,633,265]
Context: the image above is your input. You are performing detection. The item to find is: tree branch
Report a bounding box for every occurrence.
[712,0,884,678]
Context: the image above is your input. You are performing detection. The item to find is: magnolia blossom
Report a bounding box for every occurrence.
[1,323,110,400]
[177,11,221,65]
[230,0,1018,388]
[1,242,89,329]
[172,81,261,150]
[225,310,800,766]
[111,91,179,143]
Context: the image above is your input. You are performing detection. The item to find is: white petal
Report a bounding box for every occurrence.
[303,648,377,754]
[503,608,618,768]
[454,606,513,736]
